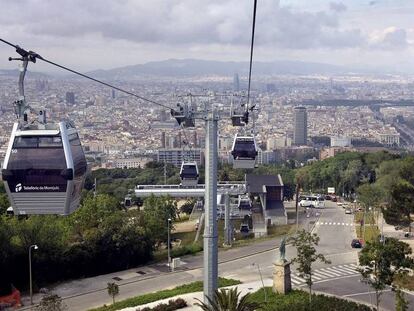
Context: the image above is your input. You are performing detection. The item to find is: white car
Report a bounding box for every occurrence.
[300,196,325,208]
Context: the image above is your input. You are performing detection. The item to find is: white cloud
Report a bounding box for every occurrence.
[0,0,413,71]
[369,27,410,49]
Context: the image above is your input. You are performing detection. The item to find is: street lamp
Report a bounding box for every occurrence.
[29,244,38,305]
[167,218,171,268]
[252,263,267,303]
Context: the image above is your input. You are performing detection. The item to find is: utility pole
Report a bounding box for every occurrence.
[164,160,167,184]
[167,218,171,268]
[29,244,38,305]
[224,192,231,246]
[203,107,218,302]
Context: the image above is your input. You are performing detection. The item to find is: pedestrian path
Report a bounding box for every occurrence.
[316,221,354,226]
[290,263,359,285]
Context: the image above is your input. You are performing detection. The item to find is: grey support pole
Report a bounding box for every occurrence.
[224,193,231,246]
[203,107,218,303]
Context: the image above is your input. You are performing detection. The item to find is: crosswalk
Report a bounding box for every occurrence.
[290,263,359,285]
[316,221,354,226]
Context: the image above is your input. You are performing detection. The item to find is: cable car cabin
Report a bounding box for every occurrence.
[231,134,258,169]
[179,162,199,187]
[1,122,87,215]
[238,195,252,210]
[124,196,132,208]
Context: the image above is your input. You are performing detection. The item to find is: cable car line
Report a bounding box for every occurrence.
[246,0,257,111]
[0,38,175,112]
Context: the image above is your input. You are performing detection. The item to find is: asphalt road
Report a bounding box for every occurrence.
[22,201,414,310]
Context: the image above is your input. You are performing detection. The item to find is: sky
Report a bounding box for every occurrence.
[0,0,414,73]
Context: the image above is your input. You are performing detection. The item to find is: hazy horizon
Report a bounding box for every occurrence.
[1,0,414,74]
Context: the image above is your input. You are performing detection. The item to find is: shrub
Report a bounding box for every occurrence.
[89,278,240,311]
[248,288,373,311]
[135,298,187,311]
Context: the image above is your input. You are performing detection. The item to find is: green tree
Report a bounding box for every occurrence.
[107,282,119,304]
[357,183,383,240]
[395,288,409,311]
[289,230,331,306]
[358,238,413,311]
[142,195,178,247]
[35,294,66,311]
[195,287,260,311]
[0,194,9,214]
[390,181,414,232]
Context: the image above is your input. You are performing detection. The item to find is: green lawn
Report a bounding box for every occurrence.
[154,222,295,261]
[247,287,373,311]
[88,278,241,311]
[394,273,414,291]
[355,225,380,243]
[354,211,376,225]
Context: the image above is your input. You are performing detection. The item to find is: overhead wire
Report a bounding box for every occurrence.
[0,38,174,111]
[246,0,257,111]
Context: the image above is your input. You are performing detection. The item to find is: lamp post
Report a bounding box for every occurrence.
[252,263,267,302]
[167,218,171,268]
[29,244,38,305]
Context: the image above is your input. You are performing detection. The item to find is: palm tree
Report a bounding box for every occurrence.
[107,282,119,305]
[195,287,261,311]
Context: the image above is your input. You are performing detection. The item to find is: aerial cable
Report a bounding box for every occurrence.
[0,38,174,111]
[246,0,257,111]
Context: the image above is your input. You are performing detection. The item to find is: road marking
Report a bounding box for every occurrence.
[311,275,323,281]
[343,289,391,298]
[291,275,306,283]
[338,265,358,274]
[319,268,342,276]
[313,270,334,278]
[290,278,302,285]
[328,266,356,275]
[317,222,354,226]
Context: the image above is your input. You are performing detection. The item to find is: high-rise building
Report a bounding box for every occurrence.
[65,92,75,105]
[111,89,116,99]
[293,106,307,146]
[233,73,240,92]
[161,131,166,148]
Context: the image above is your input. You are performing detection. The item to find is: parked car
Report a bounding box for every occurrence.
[345,208,352,214]
[351,239,362,248]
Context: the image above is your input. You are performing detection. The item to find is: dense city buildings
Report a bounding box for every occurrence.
[0,72,413,169]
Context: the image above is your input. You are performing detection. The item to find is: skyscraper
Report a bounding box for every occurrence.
[233,73,240,92]
[293,106,307,145]
[65,92,75,105]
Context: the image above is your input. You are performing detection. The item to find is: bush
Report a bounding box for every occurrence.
[136,298,187,311]
[89,278,240,311]
[248,288,373,311]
